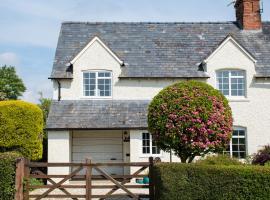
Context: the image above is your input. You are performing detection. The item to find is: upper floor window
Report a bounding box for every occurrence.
[83,71,112,97]
[217,70,246,97]
[142,132,160,155]
[224,127,246,159]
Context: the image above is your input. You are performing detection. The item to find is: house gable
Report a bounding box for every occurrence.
[204,35,257,65]
[71,36,123,65]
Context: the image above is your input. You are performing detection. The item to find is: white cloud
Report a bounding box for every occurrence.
[22,79,52,103]
[0,52,20,66]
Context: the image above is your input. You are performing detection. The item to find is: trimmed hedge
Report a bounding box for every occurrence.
[197,154,243,166]
[0,100,43,160]
[154,163,270,200]
[0,152,21,200]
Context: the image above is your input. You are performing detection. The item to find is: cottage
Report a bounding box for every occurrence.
[47,0,270,175]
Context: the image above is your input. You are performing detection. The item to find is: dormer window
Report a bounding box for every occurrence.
[216,70,246,97]
[83,71,112,97]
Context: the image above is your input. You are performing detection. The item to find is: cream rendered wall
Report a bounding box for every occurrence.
[48,131,71,179]
[130,130,181,174]
[52,39,193,100]
[206,39,270,155]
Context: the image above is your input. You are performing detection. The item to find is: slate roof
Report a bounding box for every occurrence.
[46,100,149,130]
[51,22,270,79]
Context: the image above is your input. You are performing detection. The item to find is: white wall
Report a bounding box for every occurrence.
[48,131,71,178]
[206,39,270,155]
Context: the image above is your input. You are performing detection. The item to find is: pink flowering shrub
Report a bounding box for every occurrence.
[148,81,233,163]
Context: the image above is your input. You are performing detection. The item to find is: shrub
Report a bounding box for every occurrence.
[0,152,21,200]
[148,81,233,163]
[0,100,43,160]
[252,145,270,166]
[197,154,243,166]
[154,163,270,200]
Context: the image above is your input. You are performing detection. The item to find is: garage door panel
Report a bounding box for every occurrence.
[73,131,122,138]
[73,138,122,145]
[72,153,123,161]
[73,145,122,153]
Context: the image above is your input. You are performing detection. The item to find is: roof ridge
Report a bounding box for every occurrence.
[61,21,237,25]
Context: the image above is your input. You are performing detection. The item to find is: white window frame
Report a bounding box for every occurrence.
[225,127,247,159]
[82,70,112,98]
[141,132,161,157]
[216,70,246,98]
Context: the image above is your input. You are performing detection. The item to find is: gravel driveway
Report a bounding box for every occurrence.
[30,180,149,200]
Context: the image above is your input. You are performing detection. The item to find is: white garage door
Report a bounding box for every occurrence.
[72,131,123,175]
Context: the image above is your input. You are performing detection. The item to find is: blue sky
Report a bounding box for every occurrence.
[0,0,269,102]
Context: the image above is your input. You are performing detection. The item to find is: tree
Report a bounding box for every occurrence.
[148,81,233,163]
[37,92,52,163]
[0,65,26,100]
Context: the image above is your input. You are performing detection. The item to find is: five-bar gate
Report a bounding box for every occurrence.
[15,157,155,200]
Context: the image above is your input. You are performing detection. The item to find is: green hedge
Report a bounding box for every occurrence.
[0,100,43,160]
[153,163,270,200]
[0,152,21,200]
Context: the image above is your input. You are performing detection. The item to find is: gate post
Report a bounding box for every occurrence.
[23,158,30,200]
[85,158,92,200]
[149,157,155,200]
[15,158,25,200]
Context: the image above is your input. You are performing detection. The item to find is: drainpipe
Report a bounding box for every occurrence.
[56,79,61,101]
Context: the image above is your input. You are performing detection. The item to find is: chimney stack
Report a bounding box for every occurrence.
[235,0,262,30]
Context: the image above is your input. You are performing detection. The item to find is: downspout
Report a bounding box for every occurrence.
[56,79,61,101]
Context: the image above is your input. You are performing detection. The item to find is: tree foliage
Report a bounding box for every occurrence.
[37,92,52,163]
[0,65,26,100]
[252,145,270,166]
[0,100,43,160]
[148,81,233,163]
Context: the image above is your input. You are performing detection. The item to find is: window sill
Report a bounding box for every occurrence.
[139,154,163,158]
[80,96,112,100]
[227,98,250,102]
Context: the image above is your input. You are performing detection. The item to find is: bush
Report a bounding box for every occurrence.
[252,145,270,166]
[148,80,233,163]
[0,100,43,160]
[0,152,21,200]
[197,154,243,166]
[154,163,270,200]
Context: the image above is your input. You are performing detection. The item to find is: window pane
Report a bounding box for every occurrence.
[217,71,230,96]
[83,72,96,96]
[84,73,89,78]
[104,72,111,77]
[239,130,245,136]
[232,145,238,151]
[98,79,104,84]
[225,128,246,159]
[90,79,95,84]
[105,91,110,96]
[98,72,105,77]
[90,73,96,78]
[142,133,150,154]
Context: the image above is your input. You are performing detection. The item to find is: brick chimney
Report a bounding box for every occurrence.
[235,0,262,30]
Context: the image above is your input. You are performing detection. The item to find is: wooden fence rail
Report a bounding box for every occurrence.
[15,157,155,200]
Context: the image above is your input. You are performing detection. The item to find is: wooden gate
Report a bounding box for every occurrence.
[15,157,155,200]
